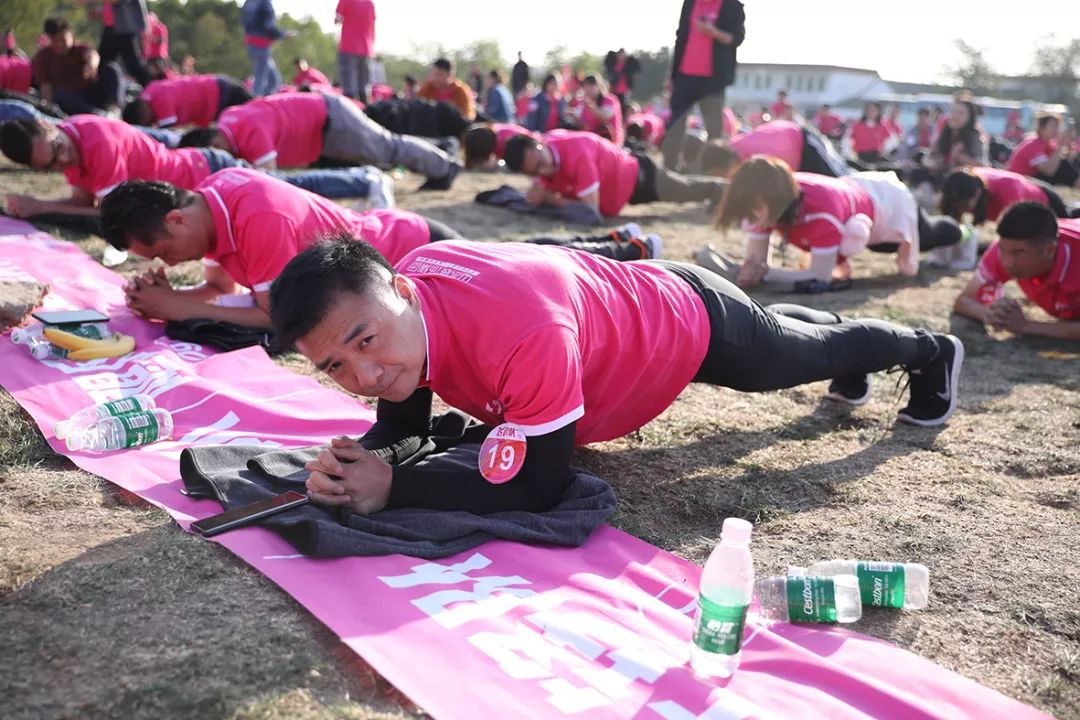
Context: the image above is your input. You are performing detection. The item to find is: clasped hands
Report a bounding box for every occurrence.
[304,436,392,515]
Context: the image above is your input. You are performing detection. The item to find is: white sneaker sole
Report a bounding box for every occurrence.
[825,375,872,406]
[897,335,965,427]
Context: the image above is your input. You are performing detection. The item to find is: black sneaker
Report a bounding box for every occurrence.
[826,374,871,406]
[418,161,461,191]
[897,334,964,426]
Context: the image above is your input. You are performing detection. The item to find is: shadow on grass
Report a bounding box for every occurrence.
[1,525,417,720]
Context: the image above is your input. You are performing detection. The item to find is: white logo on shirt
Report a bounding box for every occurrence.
[405,256,479,283]
[484,399,504,415]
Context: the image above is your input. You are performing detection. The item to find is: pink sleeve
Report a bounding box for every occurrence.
[974,243,1008,303]
[498,325,586,437]
[795,217,844,253]
[85,142,127,197]
[235,122,277,166]
[239,214,301,292]
[571,153,601,199]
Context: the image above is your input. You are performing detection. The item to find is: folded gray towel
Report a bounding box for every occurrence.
[475,184,604,226]
[179,442,616,559]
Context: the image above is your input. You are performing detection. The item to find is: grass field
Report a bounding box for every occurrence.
[1,161,1078,720]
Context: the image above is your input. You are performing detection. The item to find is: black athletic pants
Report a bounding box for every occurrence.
[215,77,254,118]
[1035,161,1079,188]
[427,219,648,261]
[655,261,939,391]
[629,154,727,205]
[98,27,151,86]
[867,210,963,255]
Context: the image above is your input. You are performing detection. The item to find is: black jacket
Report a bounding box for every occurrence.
[603,52,641,91]
[670,0,746,90]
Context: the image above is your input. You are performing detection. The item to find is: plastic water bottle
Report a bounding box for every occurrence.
[11,323,109,344]
[65,408,173,452]
[789,561,930,610]
[755,574,863,624]
[690,517,755,678]
[26,337,69,361]
[54,394,158,440]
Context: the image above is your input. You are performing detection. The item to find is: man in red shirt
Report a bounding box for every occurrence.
[0,116,389,221]
[122,74,253,128]
[32,17,125,115]
[954,203,1079,341]
[663,0,745,171]
[1007,115,1079,189]
[814,104,844,141]
[770,90,793,122]
[293,57,330,88]
[335,0,375,102]
[699,119,851,178]
[504,130,727,218]
[265,235,964,514]
[208,92,461,189]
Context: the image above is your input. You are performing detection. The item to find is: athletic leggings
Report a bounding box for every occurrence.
[654,261,939,391]
[868,209,963,254]
[425,220,648,261]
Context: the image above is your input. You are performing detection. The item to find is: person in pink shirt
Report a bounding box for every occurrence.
[98,169,448,328]
[504,130,727,218]
[714,157,969,289]
[122,74,254,129]
[940,167,1078,227]
[664,0,745,171]
[1007,115,1079,188]
[882,104,903,140]
[0,115,391,222]
[336,0,375,101]
[293,57,330,88]
[264,234,964,514]
[954,203,1080,341]
[625,111,666,148]
[0,54,32,94]
[567,75,624,146]
[699,119,851,179]
[207,91,461,189]
[813,104,844,141]
[769,90,793,122]
[142,11,168,61]
[462,122,539,168]
[845,102,893,164]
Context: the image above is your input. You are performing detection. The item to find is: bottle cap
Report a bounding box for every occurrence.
[788,565,807,576]
[65,431,84,452]
[54,420,69,440]
[721,517,753,543]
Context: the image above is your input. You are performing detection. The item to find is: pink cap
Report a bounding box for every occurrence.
[721,517,753,544]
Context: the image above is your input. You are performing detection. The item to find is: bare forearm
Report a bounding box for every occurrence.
[953,296,989,323]
[173,282,230,303]
[763,265,828,288]
[32,198,100,216]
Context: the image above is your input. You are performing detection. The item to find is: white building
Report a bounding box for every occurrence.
[726,63,893,117]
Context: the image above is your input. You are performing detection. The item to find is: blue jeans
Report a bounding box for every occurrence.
[246,44,281,97]
[199,149,373,199]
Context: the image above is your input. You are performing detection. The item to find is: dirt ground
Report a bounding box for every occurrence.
[1,161,1077,720]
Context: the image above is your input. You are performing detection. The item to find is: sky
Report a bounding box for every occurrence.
[272,0,1074,84]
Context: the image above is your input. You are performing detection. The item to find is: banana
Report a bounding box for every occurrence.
[44,327,109,351]
[66,334,136,361]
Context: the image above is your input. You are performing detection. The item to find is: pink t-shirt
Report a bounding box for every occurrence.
[574,94,624,146]
[0,55,32,93]
[815,112,843,137]
[336,0,376,56]
[679,0,724,77]
[217,93,328,168]
[626,112,666,145]
[199,168,430,292]
[395,241,711,444]
[294,67,330,87]
[102,1,114,28]
[142,14,169,60]
[60,116,210,198]
[975,220,1080,319]
[492,123,538,159]
[140,75,222,128]
[1007,136,1055,177]
[541,131,640,218]
[971,167,1049,222]
[770,101,793,120]
[759,173,876,255]
[849,121,892,154]
[730,120,804,170]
